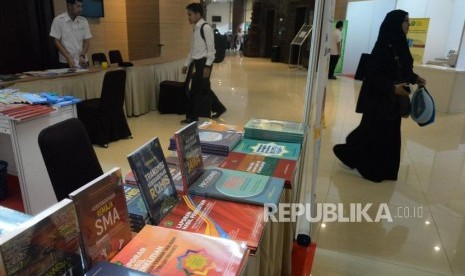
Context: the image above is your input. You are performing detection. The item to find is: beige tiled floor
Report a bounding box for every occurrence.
[95,55,465,275]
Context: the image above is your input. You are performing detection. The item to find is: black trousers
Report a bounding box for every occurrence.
[186,58,226,119]
[328,55,340,77]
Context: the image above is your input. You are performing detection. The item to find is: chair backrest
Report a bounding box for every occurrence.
[108,50,123,64]
[38,118,104,201]
[100,70,127,113]
[91,52,108,65]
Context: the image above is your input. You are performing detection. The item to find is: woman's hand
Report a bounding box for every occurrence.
[394,83,410,97]
[416,76,426,86]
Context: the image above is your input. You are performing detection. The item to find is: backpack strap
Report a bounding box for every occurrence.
[200,22,208,41]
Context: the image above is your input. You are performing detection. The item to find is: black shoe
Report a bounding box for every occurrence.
[211,108,226,119]
[328,76,337,80]
[180,118,198,124]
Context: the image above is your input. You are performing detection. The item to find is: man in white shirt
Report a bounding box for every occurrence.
[50,0,92,68]
[328,21,343,80]
[181,2,226,124]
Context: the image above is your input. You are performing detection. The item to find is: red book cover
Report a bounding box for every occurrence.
[124,171,137,186]
[160,195,265,254]
[111,225,248,275]
[68,167,132,267]
[220,152,296,189]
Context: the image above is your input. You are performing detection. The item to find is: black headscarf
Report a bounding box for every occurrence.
[376,9,413,69]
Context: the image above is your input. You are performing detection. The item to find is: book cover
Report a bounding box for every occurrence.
[220,152,297,189]
[174,122,204,194]
[188,168,284,206]
[84,261,150,275]
[111,225,248,275]
[244,118,305,135]
[198,129,242,151]
[198,121,244,133]
[233,138,301,161]
[69,167,132,268]
[123,185,149,222]
[127,137,179,225]
[0,206,31,237]
[160,195,265,253]
[0,199,84,276]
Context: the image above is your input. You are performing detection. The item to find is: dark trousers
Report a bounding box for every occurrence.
[328,55,340,77]
[186,58,226,119]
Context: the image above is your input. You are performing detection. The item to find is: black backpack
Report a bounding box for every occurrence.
[200,23,227,63]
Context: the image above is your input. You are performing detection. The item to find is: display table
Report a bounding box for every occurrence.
[414,64,465,113]
[0,105,76,215]
[2,57,185,117]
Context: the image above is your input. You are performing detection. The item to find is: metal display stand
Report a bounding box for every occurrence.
[288,24,313,69]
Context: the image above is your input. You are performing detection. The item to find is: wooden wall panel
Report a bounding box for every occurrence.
[51,0,192,62]
[126,0,160,60]
[159,0,192,59]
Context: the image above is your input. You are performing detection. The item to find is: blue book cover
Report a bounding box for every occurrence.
[233,138,301,160]
[174,122,205,194]
[127,137,178,225]
[0,206,31,237]
[123,185,149,222]
[188,168,284,206]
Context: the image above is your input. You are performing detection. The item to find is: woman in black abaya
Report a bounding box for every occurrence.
[333,10,426,182]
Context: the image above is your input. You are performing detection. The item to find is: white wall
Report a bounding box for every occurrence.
[343,0,465,74]
[397,0,454,62]
[343,0,396,75]
[206,2,232,34]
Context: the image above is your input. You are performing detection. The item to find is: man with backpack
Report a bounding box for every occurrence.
[181,2,226,124]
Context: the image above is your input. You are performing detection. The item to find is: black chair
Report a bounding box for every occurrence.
[77,70,132,147]
[38,118,104,201]
[91,52,108,65]
[108,50,123,64]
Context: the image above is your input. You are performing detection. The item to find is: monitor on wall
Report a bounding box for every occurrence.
[82,0,104,18]
[212,16,222,23]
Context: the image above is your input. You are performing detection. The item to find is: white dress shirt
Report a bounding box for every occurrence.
[50,12,92,67]
[184,19,216,67]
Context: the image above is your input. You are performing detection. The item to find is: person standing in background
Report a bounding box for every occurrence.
[333,10,426,182]
[181,2,226,124]
[234,27,243,52]
[328,21,343,80]
[50,0,92,68]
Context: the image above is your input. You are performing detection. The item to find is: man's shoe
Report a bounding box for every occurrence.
[328,76,337,80]
[211,108,226,119]
[180,118,198,124]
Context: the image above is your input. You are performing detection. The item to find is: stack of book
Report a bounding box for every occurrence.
[244,118,306,143]
[111,225,249,275]
[0,206,31,237]
[0,104,54,121]
[169,129,242,156]
[220,151,297,189]
[123,185,151,232]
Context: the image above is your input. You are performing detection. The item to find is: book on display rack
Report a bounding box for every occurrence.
[219,151,297,189]
[127,137,179,225]
[111,225,249,275]
[243,118,306,143]
[187,167,285,206]
[160,194,266,254]
[69,167,133,268]
[0,199,85,275]
[173,122,205,194]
